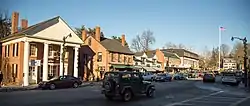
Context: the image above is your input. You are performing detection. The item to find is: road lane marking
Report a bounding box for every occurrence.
[229,96,250,106]
[186,100,232,104]
[165,91,224,106]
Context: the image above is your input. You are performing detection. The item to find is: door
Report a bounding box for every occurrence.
[131,73,143,93]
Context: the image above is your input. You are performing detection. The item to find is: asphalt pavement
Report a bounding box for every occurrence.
[0,80,249,106]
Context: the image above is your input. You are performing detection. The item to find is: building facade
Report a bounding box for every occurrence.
[223,58,237,70]
[133,51,162,72]
[80,26,134,79]
[0,12,83,86]
[162,49,199,70]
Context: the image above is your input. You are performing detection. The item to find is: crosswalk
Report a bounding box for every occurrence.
[166,91,250,106]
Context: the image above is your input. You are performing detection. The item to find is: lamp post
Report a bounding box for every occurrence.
[231,36,248,87]
[62,34,72,76]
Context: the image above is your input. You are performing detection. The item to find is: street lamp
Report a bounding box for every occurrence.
[62,33,72,76]
[231,36,248,87]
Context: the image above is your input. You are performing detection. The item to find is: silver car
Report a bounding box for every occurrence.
[221,73,240,86]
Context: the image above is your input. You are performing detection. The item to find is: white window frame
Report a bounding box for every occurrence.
[30,44,37,56]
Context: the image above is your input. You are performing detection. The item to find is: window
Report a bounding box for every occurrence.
[152,59,156,65]
[48,45,53,57]
[5,45,9,57]
[141,57,145,64]
[30,44,37,56]
[128,57,131,63]
[124,57,127,63]
[65,52,69,59]
[29,66,35,76]
[12,64,18,78]
[48,65,57,77]
[135,62,138,65]
[12,43,19,57]
[97,52,102,62]
[118,54,121,62]
[111,53,115,62]
[88,38,92,46]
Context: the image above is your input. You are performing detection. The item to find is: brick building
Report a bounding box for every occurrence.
[0,12,83,86]
[80,26,134,79]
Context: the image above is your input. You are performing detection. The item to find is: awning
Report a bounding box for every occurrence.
[153,67,163,71]
[142,66,156,72]
[112,64,134,69]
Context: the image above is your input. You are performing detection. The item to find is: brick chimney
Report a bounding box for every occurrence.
[82,30,87,41]
[95,26,100,42]
[21,19,28,30]
[121,34,125,46]
[11,12,19,34]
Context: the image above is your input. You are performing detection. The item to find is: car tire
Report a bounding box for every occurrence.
[146,87,155,98]
[122,89,133,102]
[73,82,79,88]
[49,84,56,90]
[105,94,113,100]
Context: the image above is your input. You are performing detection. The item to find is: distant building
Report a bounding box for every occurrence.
[223,58,237,70]
[161,49,199,70]
[133,51,162,72]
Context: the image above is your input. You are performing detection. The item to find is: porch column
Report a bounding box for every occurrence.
[74,47,79,77]
[59,45,63,76]
[23,41,30,86]
[42,43,49,81]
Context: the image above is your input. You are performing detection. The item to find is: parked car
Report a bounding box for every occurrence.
[221,72,240,86]
[38,75,82,90]
[154,73,172,82]
[142,72,155,81]
[101,71,155,102]
[173,73,187,80]
[203,73,215,82]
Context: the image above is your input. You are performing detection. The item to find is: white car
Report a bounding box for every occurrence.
[142,72,155,81]
[221,73,240,86]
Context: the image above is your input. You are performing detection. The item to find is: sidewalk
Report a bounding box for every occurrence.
[0,82,93,92]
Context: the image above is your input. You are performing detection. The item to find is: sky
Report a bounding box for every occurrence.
[1,0,250,54]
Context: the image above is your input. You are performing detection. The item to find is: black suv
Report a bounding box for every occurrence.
[101,71,155,102]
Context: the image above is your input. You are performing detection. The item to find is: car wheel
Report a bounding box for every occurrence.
[122,90,133,102]
[73,82,79,88]
[105,94,113,100]
[49,84,56,90]
[146,87,155,98]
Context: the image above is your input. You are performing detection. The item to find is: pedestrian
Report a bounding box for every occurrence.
[0,71,3,88]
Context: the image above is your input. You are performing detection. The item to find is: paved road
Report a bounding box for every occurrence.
[0,80,249,106]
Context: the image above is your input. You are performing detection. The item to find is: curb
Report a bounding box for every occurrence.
[0,83,93,93]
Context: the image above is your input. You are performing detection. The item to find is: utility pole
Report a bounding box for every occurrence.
[231,37,248,87]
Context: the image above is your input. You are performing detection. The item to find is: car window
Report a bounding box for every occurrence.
[122,73,131,78]
[132,73,140,78]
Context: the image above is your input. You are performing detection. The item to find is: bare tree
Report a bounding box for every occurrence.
[131,30,155,52]
[0,11,11,39]
[165,42,177,49]
[220,44,230,57]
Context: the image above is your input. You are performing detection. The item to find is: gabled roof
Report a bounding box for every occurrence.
[2,16,59,40]
[145,50,156,58]
[1,16,83,44]
[100,38,133,54]
[134,52,144,56]
[161,51,180,59]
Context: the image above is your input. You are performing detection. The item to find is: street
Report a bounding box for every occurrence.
[0,80,249,106]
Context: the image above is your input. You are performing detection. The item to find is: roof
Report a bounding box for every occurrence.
[145,50,156,58]
[100,38,133,54]
[161,51,180,59]
[1,16,83,45]
[134,52,144,56]
[1,16,59,41]
[161,49,199,59]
